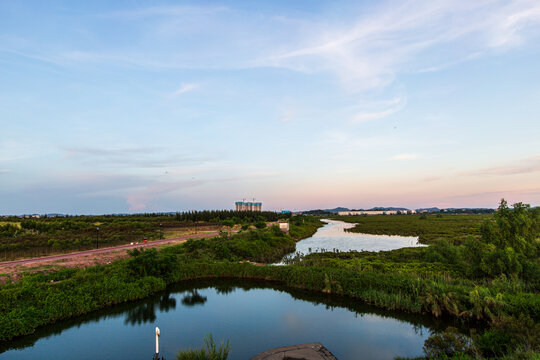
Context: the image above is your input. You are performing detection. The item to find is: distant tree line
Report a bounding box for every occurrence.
[174,210,287,223]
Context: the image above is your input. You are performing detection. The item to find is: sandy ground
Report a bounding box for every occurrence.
[0,230,224,283]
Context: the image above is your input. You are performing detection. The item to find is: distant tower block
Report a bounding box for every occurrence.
[235,200,262,211]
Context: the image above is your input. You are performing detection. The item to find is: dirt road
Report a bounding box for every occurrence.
[0,230,225,281]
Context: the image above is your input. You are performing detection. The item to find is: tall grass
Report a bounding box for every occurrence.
[176,334,230,360]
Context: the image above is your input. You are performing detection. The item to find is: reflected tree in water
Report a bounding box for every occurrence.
[181,290,208,306]
[215,285,236,295]
[159,292,177,312]
[124,292,177,325]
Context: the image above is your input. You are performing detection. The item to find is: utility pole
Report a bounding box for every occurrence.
[96,227,99,249]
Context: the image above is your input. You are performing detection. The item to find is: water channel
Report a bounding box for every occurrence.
[283,219,425,261]
[1,220,440,360]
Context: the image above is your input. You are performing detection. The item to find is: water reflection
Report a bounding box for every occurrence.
[181,290,207,306]
[124,292,177,325]
[0,279,472,360]
[283,220,424,262]
[215,284,236,295]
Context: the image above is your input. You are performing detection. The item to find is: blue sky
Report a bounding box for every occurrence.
[1,0,539,214]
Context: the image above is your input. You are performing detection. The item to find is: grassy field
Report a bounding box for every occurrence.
[0,211,288,261]
[333,213,492,244]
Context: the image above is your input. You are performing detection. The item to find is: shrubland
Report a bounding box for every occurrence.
[338,213,491,244]
[0,210,287,260]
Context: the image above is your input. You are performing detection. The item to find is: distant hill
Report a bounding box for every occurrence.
[415,207,495,214]
[302,206,496,215]
[303,206,414,214]
[368,207,410,211]
[324,207,350,213]
[416,207,440,213]
[301,207,349,215]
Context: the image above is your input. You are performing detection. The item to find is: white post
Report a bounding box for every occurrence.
[155,327,160,355]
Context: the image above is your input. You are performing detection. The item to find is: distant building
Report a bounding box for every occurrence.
[235,200,262,212]
[278,221,289,233]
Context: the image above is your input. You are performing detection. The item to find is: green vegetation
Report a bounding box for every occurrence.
[307,200,538,359]
[336,213,491,244]
[0,216,322,341]
[0,204,538,359]
[176,334,230,360]
[0,210,287,260]
[174,210,285,223]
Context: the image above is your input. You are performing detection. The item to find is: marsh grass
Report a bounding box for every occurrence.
[336,214,490,245]
[176,334,230,360]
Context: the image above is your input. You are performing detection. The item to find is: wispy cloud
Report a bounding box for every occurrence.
[169,83,200,98]
[424,176,441,182]
[4,1,540,90]
[0,169,11,174]
[102,5,228,20]
[352,96,406,123]
[0,141,49,163]
[444,188,540,206]
[62,146,216,168]
[264,0,540,90]
[125,180,205,211]
[279,108,296,123]
[63,146,164,157]
[460,155,540,176]
[390,153,420,161]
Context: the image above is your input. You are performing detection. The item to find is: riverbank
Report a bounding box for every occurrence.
[1,208,538,359]
[2,254,537,357]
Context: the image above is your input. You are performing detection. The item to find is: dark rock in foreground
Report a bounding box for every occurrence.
[250,342,338,360]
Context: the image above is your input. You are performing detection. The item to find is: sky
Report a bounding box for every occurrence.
[1,0,539,214]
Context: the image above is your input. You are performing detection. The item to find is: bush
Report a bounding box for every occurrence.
[423,327,476,358]
[127,248,178,279]
[474,315,540,358]
[221,220,235,227]
[254,221,266,229]
[424,239,458,264]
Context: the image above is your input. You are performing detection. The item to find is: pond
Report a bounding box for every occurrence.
[0,279,456,360]
[284,219,424,261]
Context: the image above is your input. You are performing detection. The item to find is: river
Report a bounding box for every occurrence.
[283,219,424,261]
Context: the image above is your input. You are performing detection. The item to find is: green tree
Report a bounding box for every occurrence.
[482,199,539,258]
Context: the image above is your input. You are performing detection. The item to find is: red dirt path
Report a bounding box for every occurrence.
[0,231,224,282]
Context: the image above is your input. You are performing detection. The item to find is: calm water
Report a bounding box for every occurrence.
[0,279,454,360]
[285,219,425,260]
